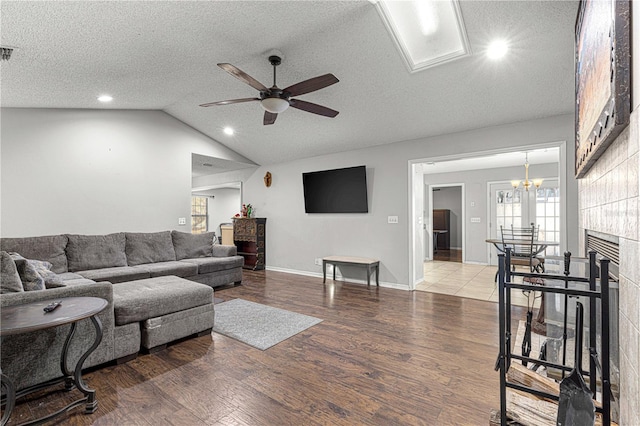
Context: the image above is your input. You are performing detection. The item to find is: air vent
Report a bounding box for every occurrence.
[1,47,14,61]
[586,230,619,280]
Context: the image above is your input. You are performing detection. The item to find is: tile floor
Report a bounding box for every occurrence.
[416,260,541,308]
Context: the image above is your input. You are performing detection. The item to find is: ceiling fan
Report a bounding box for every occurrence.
[200,54,339,125]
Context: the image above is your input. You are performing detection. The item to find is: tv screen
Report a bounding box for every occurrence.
[302,166,368,213]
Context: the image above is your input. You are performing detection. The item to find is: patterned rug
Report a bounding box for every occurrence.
[212,299,322,350]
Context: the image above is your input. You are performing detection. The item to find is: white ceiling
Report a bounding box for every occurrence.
[0,1,578,166]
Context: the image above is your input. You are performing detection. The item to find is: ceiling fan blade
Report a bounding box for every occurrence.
[283,74,339,97]
[199,98,260,107]
[218,63,268,92]
[264,111,278,125]
[289,99,339,118]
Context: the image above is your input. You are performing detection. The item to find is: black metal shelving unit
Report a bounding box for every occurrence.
[495,250,613,425]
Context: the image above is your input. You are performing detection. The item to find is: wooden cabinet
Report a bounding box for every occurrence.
[433,209,450,250]
[233,217,266,270]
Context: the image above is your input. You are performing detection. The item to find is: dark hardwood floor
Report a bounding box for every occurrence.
[7,270,525,425]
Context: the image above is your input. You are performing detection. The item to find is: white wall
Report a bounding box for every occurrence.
[1,109,577,287]
[205,188,240,234]
[238,114,577,287]
[432,186,462,248]
[0,108,251,236]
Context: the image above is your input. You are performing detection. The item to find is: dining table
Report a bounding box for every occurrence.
[485,238,559,256]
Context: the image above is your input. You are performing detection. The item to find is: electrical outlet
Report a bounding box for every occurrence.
[178,217,186,225]
[314,258,323,266]
[388,216,399,224]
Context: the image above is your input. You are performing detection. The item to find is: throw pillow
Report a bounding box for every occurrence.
[27,258,66,288]
[9,253,46,291]
[0,251,24,293]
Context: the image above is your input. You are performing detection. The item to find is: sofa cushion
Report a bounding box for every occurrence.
[0,235,68,273]
[1,251,24,294]
[57,272,86,281]
[76,266,149,284]
[171,231,215,260]
[63,278,98,286]
[180,256,244,274]
[125,231,176,266]
[66,233,127,272]
[112,276,213,326]
[57,272,96,286]
[132,261,198,278]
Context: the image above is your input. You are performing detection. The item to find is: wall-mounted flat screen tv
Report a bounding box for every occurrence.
[302,165,368,213]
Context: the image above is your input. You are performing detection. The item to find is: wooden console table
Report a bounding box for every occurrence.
[0,297,107,425]
[322,256,380,286]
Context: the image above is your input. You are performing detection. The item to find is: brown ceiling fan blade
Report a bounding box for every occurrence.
[199,98,260,107]
[218,63,268,92]
[289,99,339,118]
[264,111,278,125]
[283,74,339,97]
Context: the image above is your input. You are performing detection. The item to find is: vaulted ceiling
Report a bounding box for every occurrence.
[1,1,578,166]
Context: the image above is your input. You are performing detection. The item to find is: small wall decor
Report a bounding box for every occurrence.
[264,171,272,187]
[574,0,630,178]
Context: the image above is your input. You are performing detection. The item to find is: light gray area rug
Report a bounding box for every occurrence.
[212,299,323,350]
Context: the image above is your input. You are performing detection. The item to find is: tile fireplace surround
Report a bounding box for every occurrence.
[578,109,639,425]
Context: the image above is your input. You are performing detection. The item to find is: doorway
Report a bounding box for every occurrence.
[430,185,463,262]
[408,143,565,292]
[192,182,242,237]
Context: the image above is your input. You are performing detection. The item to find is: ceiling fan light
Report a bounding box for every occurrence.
[261,97,289,114]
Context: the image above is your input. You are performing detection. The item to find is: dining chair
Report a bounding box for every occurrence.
[500,223,544,273]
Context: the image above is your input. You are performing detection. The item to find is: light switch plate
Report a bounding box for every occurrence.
[470,217,481,223]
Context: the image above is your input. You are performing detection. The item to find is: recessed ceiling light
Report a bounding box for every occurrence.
[97,95,113,103]
[223,127,234,135]
[487,40,508,59]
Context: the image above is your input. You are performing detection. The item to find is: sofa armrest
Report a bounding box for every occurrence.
[212,244,237,257]
[0,281,113,308]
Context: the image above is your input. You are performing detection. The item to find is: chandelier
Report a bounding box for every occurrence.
[511,153,543,192]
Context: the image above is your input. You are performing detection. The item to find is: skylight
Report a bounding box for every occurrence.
[373,0,471,73]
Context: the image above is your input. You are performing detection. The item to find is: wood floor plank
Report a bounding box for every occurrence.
[6,270,524,425]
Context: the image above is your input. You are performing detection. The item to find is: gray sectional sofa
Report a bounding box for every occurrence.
[0,230,244,391]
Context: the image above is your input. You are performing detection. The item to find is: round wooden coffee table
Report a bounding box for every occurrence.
[1,296,107,425]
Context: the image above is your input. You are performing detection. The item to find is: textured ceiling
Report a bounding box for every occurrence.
[0,1,578,166]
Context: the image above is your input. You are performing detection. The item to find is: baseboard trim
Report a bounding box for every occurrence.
[264,266,410,291]
[463,260,488,266]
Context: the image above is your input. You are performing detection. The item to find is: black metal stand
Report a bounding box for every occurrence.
[1,315,103,425]
[495,250,612,425]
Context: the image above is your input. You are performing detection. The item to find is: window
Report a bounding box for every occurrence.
[191,196,208,234]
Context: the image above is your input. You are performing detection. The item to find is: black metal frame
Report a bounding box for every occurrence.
[0,315,103,426]
[495,250,612,425]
